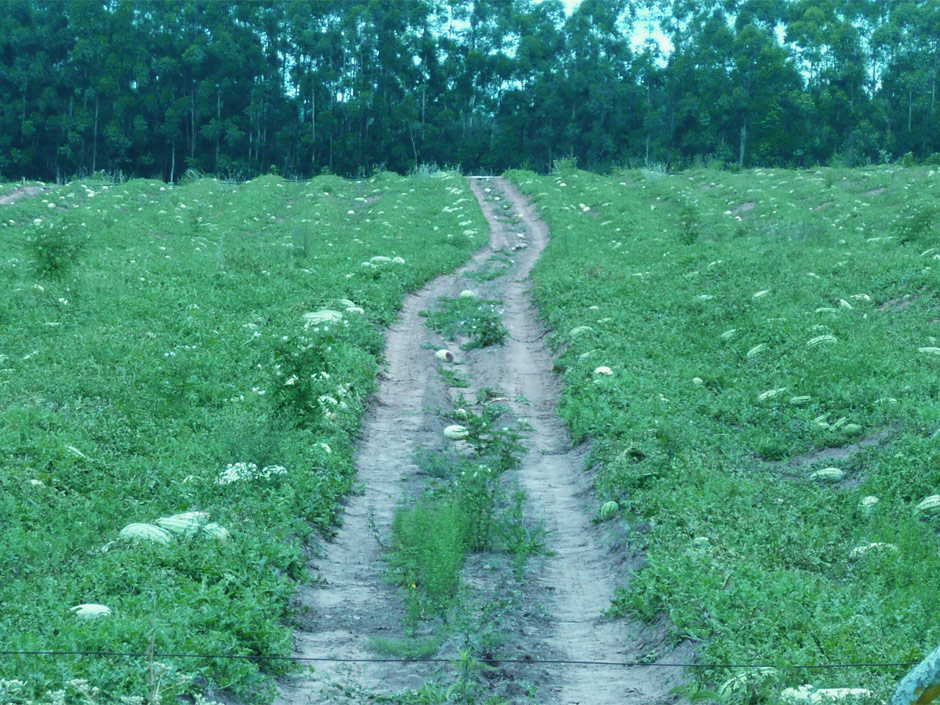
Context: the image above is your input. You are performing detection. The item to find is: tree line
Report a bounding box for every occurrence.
[1,0,939,182]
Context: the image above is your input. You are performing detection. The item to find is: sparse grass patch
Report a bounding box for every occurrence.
[368,635,443,660]
[385,292,537,669]
[387,403,528,625]
[466,251,513,282]
[439,366,471,388]
[422,296,508,349]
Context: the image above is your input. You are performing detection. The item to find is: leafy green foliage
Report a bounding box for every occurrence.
[0,171,487,703]
[511,165,940,700]
[423,297,508,350]
[27,220,90,278]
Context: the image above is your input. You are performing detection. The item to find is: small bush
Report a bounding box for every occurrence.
[28,223,88,278]
[677,199,702,245]
[896,203,937,246]
[423,297,508,350]
[391,497,468,618]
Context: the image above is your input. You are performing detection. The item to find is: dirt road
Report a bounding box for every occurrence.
[274,177,687,704]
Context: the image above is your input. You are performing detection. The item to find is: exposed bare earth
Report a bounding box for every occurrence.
[273,240,489,704]
[273,177,688,704]
[782,429,893,469]
[0,185,45,205]
[466,178,689,705]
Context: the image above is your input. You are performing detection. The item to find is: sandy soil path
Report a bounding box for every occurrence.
[463,177,687,705]
[273,227,495,705]
[274,176,688,704]
[0,185,46,205]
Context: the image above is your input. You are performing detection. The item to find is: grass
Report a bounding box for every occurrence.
[387,400,528,627]
[0,171,487,703]
[421,296,508,350]
[367,635,443,660]
[509,163,940,700]
[384,400,535,704]
[382,292,538,701]
[438,366,471,388]
[465,251,513,282]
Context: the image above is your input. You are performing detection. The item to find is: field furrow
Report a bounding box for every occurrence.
[274,216,497,704]
[462,177,688,705]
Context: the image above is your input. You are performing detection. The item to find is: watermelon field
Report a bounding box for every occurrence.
[510,164,940,702]
[0,172,488,703]
[2,164,940,704]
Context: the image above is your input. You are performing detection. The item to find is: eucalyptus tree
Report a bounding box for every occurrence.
[731,1,804,166]
[0,0,74,177]
[3,0,940,181]
[561,0,638,168]
[785,0,870,162]
[874,1,940,156]
[497,0,567,170]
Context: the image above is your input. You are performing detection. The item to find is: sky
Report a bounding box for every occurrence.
[560,0,673,55]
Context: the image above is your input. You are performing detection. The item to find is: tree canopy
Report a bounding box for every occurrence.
[1,0,938,181]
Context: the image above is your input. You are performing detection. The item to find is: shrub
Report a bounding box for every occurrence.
[28,222,88,278]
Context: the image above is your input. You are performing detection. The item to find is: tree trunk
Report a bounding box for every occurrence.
[191,86,196,158]
[311,85,316,170]
[909,88,913,131]
[215,85,221,169]
[66,94,73,167]
[170,141,176,183]
[92,95,99,173]
[738,119,747,169]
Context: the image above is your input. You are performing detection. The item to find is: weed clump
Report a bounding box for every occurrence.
[388,400,530,626]
[422,296,508,349]
[28,222,89,278]
[896,203,937,246]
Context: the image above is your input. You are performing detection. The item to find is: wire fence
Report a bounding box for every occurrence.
[0,649,920,671]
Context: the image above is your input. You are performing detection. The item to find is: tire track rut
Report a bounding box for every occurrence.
[463,177,687,705]
[274,242,494,704]
[274,176,688,704]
